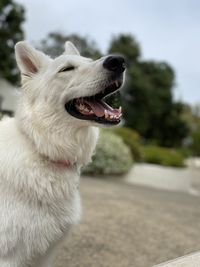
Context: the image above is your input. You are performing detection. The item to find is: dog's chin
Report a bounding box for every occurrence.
[65,77,123,126]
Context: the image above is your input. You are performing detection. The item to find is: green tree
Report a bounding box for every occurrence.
[0,0,25,84]
[108,34,189,147]
[38,32,102,59]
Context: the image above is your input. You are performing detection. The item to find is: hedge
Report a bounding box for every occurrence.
[142,145,185,167]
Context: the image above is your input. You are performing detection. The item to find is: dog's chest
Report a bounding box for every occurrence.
[22,168,81,256]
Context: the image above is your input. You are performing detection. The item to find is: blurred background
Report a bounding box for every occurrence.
[0,1,200,266]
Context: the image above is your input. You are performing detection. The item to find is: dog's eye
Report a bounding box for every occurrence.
[58,66,75,72]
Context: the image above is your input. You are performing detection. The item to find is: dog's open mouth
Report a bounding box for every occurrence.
[65,79,123,125]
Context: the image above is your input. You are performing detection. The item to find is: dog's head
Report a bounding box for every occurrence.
[15,41,126,127]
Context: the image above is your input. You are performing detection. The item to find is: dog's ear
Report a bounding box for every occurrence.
[64,41,80,56]
[15,41,49,76]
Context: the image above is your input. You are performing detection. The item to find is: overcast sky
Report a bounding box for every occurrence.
[17,0,200,105]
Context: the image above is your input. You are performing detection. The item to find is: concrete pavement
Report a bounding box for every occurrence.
[55,176,200,267]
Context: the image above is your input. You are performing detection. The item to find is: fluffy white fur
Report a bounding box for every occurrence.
[0,41,101,267]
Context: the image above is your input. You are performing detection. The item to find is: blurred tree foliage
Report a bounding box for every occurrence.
[108,34,189,147]
[38,32,102,59]
[0,0,25,84]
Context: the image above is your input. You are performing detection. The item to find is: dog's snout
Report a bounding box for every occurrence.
[103,55,126,73]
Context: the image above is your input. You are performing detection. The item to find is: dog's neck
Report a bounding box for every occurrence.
[20,121,98,167]
[16,103,99,167]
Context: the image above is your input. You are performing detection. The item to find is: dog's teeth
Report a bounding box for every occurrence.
[119,106,122,113]
[92,107,121,121]
[115,81,119,87]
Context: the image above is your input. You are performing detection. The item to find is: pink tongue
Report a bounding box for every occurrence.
[84,100,105,117]
[84,99,120,117]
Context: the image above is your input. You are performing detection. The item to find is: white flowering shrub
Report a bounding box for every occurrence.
[83,130,133,175]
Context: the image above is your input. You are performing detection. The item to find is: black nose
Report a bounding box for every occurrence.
[103,55,126,73]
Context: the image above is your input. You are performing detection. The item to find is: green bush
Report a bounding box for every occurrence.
[110,127,143,161]
[142,145,185,167]
[83,130,133,175]
[191,129,200,156]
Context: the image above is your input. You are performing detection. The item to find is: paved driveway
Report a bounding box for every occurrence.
[55,176,200,267]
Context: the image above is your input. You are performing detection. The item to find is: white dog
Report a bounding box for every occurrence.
[0,41,125,267]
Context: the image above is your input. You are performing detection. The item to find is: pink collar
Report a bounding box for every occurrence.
[51,159,72,168]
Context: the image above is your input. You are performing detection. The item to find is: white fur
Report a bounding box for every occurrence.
[0,41,103,267]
